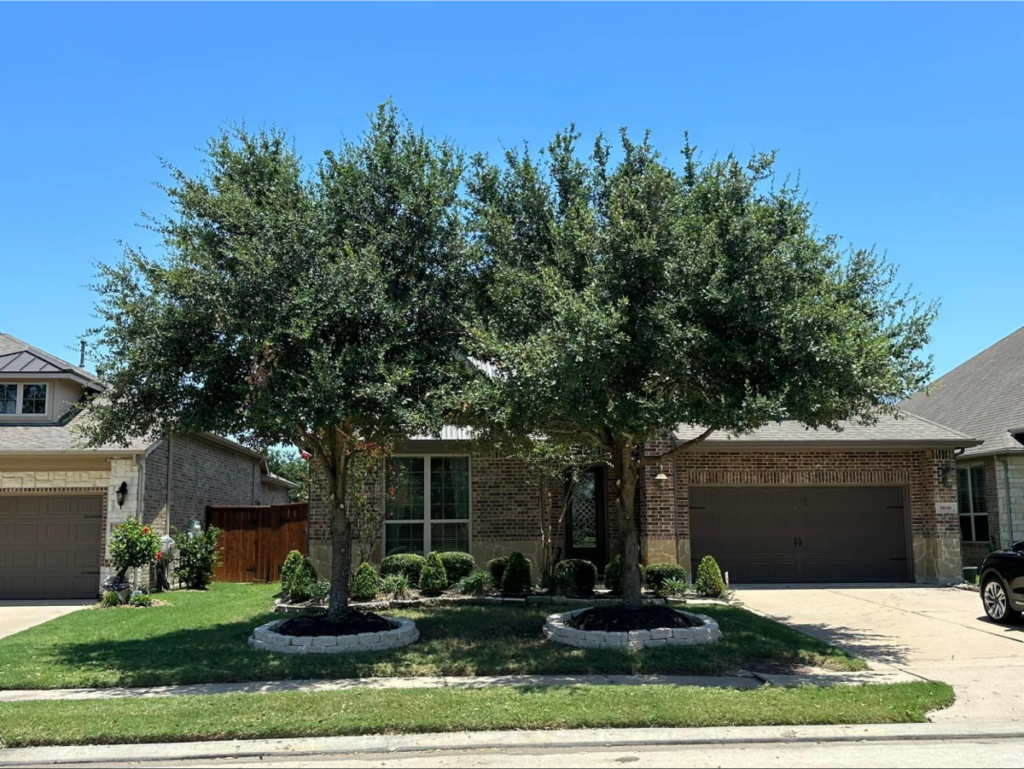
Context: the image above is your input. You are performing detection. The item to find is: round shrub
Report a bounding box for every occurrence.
[352,562,379,602]
[419,552,449,596]
[500,551,533,594]
[645,563,688,592]
[694,555,726,598]
[553,559,598,596]
[487,557,508,588]
[280,550,318,602]
[436,551,476,586]
[603,555,646,596]
[380,553,427,587]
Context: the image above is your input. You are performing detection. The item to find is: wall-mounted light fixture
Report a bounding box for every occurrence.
[654,467,669,481]
[940,465,956,489]
[115,481,128,508]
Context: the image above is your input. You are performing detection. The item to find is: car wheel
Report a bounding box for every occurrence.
[983,578,1021,624]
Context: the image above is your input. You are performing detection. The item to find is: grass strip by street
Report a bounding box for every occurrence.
[0,583,863,690]
[0,682,955,748]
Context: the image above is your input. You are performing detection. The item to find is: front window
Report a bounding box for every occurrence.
[0,383,47,416]
[385,456,470,556]
[958,466,990,543]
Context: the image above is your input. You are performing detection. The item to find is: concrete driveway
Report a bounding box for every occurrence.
[737,585,1024,722]
[0,600,92,640]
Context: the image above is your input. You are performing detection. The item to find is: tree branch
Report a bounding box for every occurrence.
[637,426,716,468]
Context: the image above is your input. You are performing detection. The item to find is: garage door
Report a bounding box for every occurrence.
[0,495,103,599]
[690,486,910,583]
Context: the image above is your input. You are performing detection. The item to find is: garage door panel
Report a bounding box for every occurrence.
[0,494,103,599]
[691,486,910,584]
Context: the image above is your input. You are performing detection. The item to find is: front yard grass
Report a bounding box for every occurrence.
[0,583,864,690]
[0,682,954,747]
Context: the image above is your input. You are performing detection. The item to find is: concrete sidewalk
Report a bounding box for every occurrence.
[0,668,928,703]
[2,721,1021,767]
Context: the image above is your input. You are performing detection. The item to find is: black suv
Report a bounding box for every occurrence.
[980,543,1024,623]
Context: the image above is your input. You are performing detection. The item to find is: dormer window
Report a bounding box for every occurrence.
[0,383,48,416]
[0,385,16,414]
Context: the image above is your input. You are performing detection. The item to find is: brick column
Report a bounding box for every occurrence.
[638,438,685,568]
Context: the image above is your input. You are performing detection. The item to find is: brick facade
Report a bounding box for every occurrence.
[308,440,963,585]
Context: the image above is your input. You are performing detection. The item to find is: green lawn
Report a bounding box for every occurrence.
[0,683,954,748]
[0,583,863,690]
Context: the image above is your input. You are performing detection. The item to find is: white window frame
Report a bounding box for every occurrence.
[0,382,51,420]
[958,465,989,543]
[383,454,472,556]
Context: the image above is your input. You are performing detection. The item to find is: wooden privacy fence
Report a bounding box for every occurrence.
[207,503,308,583]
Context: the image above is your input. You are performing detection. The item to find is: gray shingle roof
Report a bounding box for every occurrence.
[0,333,101,385]
[0,409,152,454]
[901,326,1024,458]
[672,412,979,448]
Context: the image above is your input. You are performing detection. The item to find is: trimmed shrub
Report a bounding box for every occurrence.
[436,551,476,586]
[694,555,726,598]
[645,563,688,593]
[487,557,508,588]
[419,552,449,596]
[311,578,331,602]
[380,554,427,587]
[553,559,598,597]
[172,526,224,591]
[500,551,533,594]
[455,570,491,595]
[603,555,646,596]
[352,562,379,602]
[280,550,319,602]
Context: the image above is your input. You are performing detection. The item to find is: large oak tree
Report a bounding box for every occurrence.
[83,104,469,621]
[463,128,936,609]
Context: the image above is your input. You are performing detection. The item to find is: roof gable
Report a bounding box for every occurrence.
[0,333,102,387]
[901,326,1024,457]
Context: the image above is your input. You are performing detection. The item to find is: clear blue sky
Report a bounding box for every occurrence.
[1,3,1021,379]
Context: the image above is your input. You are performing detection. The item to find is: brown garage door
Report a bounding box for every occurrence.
[690,486,910,583]
[0,495,103,599]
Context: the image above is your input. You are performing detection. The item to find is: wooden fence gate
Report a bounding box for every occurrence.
[206,503,308,583]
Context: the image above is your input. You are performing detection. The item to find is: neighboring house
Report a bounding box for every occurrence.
[0,333,296,599]
[902,326,1024,568]
[309,417,980,586]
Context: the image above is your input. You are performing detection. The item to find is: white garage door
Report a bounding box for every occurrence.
[0,495,103,599]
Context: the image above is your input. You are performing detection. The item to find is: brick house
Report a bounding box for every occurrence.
[0,333,296,599]
[310,416,980,586]
[902,326,1024,569]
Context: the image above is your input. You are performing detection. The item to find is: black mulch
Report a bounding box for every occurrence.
[567,606,703,633]
[278,611,395,637]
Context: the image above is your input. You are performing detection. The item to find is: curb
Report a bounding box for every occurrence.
[1,722,1022,766]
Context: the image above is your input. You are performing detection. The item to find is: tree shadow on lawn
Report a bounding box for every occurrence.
[39,605,858,689]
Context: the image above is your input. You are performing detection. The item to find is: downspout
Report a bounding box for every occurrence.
[166,435,173,532]
[1002,456,1016,546]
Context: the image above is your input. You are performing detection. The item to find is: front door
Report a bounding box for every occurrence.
[565,468,607,570]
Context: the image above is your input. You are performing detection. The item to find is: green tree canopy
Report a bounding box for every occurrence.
[463,127,935,607]
[84,104,469,620]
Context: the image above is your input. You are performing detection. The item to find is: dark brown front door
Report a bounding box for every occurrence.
[690,486,910,583]
[565,468,608,570]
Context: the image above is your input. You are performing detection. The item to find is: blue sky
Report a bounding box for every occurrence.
[1,3,1020,379]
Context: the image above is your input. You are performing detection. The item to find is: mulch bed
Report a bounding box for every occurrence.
[278,611,395,637]
[567,606,702,633]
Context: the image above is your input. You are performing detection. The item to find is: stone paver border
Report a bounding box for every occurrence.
[544,608,723,650]
[248,617,418,655]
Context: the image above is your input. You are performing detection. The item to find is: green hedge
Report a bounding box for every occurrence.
[500,551,532,593]
[645,562,688,591]
[553,559,598,596]
[380,554,426,588]
[603,555,646,596]
[419,552,449,596]
[435,552,475,586]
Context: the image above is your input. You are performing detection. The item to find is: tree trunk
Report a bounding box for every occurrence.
[614,437,643,610]
[326,440,352,624]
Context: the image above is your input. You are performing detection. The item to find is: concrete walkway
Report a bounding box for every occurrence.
[737,585,1024,722]
[0,667,924,703]
[3,721,1022,767]
[0,599,91,640]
